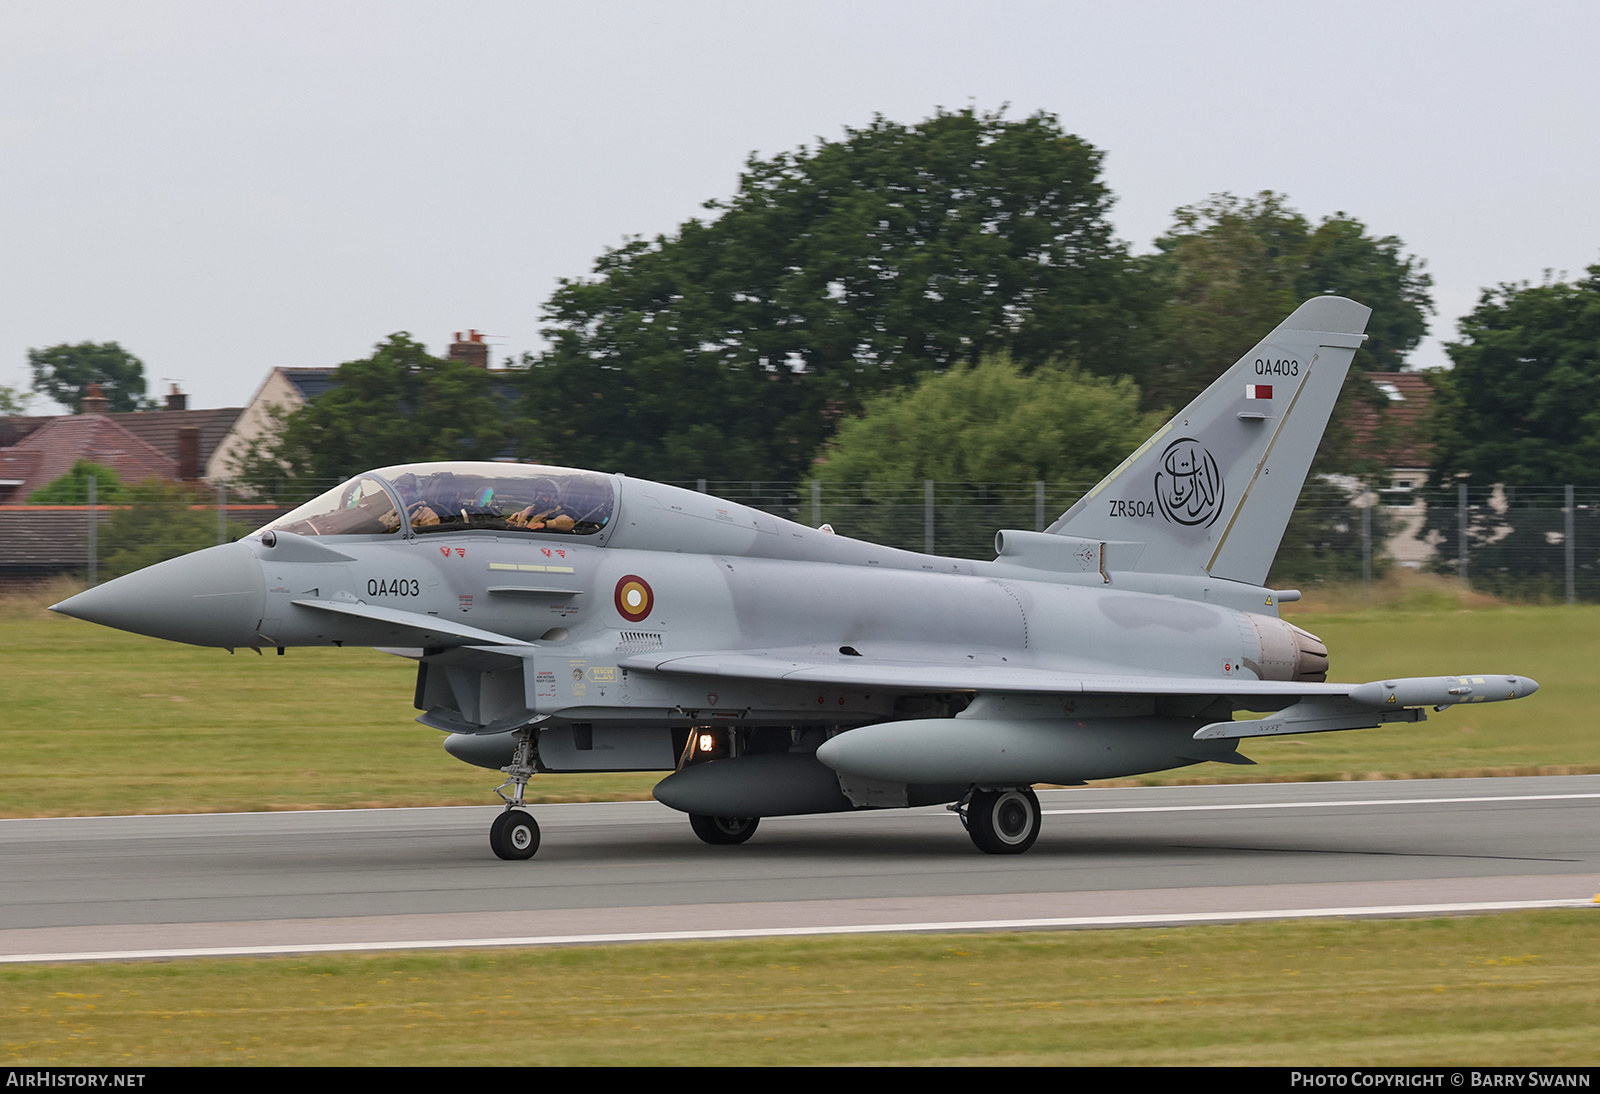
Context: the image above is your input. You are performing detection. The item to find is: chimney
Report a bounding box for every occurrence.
[448,329,490,370]
[177,425,201,481]
[166,383,188,412]
[82,382,109,416]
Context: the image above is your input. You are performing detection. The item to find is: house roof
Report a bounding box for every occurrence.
[107,407,245,471]
[1347,372,1435,470]
[6,415,177,498]
[282,368,338,403]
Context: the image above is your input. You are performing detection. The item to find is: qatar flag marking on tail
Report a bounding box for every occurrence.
[1245,384,1273,400]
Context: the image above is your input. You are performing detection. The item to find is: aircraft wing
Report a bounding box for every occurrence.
[621,647,1344,701]
[618,647,1538,740]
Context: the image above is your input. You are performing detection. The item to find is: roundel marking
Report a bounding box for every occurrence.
[614,575,654,622]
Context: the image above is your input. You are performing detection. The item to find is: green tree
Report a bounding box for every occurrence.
[25,460,128,505]
[520,107,1159,482]
[815,353,1159,484]
[811,355,1161,553]
[1145,192,1433,412]
[28,342,153,413]
[1430,266,1600,485]
[232,334,514,496]
[0,383,31,415]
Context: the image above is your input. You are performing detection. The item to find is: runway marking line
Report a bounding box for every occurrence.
[3,899,1594,964]
[1041,793,1600,816]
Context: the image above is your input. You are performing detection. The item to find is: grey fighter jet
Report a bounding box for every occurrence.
[52,298,1538,858]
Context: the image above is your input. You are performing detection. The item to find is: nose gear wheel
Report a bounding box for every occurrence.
[490,809,540,860]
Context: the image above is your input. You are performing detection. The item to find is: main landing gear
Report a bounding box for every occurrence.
[689,814,760,845]
[490,728,542,861]
[955,787,1042,855]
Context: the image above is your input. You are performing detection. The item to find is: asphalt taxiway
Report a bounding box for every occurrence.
[2,775,1596,961]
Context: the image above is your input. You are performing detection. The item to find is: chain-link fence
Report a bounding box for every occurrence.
[14,476,1598,604]
[1416,484,1600,603]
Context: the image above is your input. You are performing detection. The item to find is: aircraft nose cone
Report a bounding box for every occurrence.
[50,541,266,648]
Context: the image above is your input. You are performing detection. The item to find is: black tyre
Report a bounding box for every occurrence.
[688,814,760,845]
[967,787,1041,855]
[490,809,540,860]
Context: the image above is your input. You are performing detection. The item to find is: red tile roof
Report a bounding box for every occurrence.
[1347,372,1435,470]
[8,415,177,499]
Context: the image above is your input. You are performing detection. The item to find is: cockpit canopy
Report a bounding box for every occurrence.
[259,462,616,539]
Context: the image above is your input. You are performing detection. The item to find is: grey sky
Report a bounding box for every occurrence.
[2,0,1596,414]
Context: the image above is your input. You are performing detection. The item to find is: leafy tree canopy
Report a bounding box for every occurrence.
[519,107,1159,482]
[28,342,153,414]
[1145,192,1434,412]
[26,460,128,505]
[0,384,32,415]
[231,334,513,493]
[1430,265,1600,485]
[814,353,1160,486]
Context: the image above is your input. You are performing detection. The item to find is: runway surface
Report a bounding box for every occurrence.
[3,775,1597,961]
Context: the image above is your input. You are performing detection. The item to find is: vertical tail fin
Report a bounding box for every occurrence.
[1049,296,1370,584]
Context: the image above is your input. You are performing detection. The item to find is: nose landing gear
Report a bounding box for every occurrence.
[490,727,542,861]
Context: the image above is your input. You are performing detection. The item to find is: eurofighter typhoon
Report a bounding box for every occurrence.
[52,298,1538,858]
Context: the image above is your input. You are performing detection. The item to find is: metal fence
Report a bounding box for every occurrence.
[31,477,1600,604]
[1414,483,1600,604]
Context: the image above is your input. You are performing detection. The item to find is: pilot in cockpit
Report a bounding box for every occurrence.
[504,477,576,532]
[391,472,494,529]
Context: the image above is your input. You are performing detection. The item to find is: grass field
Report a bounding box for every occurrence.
[2,576,1597,818]
[3,911,1597,1066]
